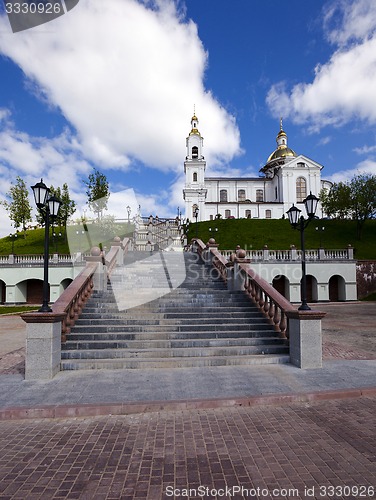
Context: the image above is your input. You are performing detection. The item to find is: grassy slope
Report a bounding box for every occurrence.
[189,219,376,260]
[0,219,375,260]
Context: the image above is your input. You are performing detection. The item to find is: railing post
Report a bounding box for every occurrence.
[85,247,106,292]
[111,236,123,266]
[347,244,354,260]
[203,238,219,266]
[286,310,326,368]
[290,244,297,260]
[234,249,251,291]
[21,312,66,380]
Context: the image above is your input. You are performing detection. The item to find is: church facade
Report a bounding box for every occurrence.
[183,114,332,221]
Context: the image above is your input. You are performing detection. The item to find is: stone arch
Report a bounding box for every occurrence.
[272,275,290,300]
[329,274,346,301]
[60,278,73,294]
[16,278,47,304]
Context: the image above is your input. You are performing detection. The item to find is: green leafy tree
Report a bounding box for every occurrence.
[320,173,376,239]
[1,176,32,237]
[59,183,76,229]
[84,168,110,220]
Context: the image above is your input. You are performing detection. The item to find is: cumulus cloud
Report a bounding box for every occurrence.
[0,0,241,171]
[327,159,376,183]
[266,0,376,130]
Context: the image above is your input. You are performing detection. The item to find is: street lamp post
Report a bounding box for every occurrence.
[286,192,319,311]
[126,205,131,224]
[194,207,199,238]
[31,179,61,313]
[10,233,18,254]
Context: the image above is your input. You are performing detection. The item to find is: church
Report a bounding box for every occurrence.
[183,114,332,221]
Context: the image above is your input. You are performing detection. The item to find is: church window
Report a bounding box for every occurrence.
[275,187,278,199]
[225,209,231,218]
[220,189,228,202]
[296,177,307,202]
[238,189,246,201]
[297,162,305,168]
[245,210,251,218]
[192,146,198,158]
[256,189,264,202]
[193,172,197,182]
[265,210,272,219]
[192,204,198,218]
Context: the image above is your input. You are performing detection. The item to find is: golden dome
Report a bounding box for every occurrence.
[189,128,201,136]
[267,145,296,163]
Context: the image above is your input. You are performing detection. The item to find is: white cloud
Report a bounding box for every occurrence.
[326,158,376,183]
[266,0,376,130]
[0,0,241,172]
[353,144,376,155]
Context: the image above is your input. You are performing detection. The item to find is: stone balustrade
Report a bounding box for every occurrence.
[219,245,354,262]
[192,238,325,370]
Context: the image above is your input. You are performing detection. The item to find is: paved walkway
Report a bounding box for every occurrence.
[0,302,375,499]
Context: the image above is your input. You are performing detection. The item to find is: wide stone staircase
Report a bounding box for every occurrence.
[61,252,289,370]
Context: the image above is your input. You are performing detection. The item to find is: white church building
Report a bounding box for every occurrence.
[183,114,332,221]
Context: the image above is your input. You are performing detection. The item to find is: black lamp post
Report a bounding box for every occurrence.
[10,233,18,254]
[31,179,61,312]
[126,205,131,223]
[194,207,199,238]
[286,192,319,311]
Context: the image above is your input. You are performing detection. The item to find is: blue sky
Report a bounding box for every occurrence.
[0,0,376,236]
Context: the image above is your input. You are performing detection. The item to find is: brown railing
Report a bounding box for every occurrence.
[238,264,296,339]
[192,238,296,339]
[51,262,98,342]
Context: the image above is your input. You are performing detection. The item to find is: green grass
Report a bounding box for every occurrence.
[360,292,376,301]
[0,222,134,256]
[0,306,38,315]
[1,219,375,260]
[187,218,376,260]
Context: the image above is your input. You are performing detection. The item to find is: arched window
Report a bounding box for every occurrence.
[245,210,251,219]
[256,189,264,202]
[192,146,198,158]
[220,189,228,202]
[296,177,307,202]
[265,209,272,219]
[238,189,246,202]
[192,204,198,218]
[193,172,197,182]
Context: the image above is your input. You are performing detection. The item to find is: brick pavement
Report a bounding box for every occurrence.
[0,397,375,499]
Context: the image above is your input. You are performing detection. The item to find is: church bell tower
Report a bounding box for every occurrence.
[183,112,207,221]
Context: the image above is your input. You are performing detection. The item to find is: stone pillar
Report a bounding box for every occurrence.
[21,312,66,380]
[286,310,326,369]
[290,245,297,260]
[347,244,354,260]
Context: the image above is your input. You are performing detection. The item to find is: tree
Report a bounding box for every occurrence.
[84,168,110,219]
[59,183,76,229]
[1,176,32,236]
[320,173,376,239]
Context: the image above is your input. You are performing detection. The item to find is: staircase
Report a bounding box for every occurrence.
[61,252,289,370]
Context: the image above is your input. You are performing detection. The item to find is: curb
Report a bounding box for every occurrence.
[0,387,375,421]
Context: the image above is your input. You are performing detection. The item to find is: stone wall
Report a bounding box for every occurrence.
[356,261,376,299]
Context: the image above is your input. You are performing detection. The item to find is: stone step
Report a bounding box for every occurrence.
[63,336,286,350]
[65,330,277,341]
[73,316,267,326]
[68,322,274,333]
[61,343,289,360]
[61,354,290,370]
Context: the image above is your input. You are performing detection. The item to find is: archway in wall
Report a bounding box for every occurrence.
[0,280,5,304]
[60,278,73,292]
[305,275,318,302]
[329,275,346,301]
[272,275,290,300]
[26,279,46,304]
